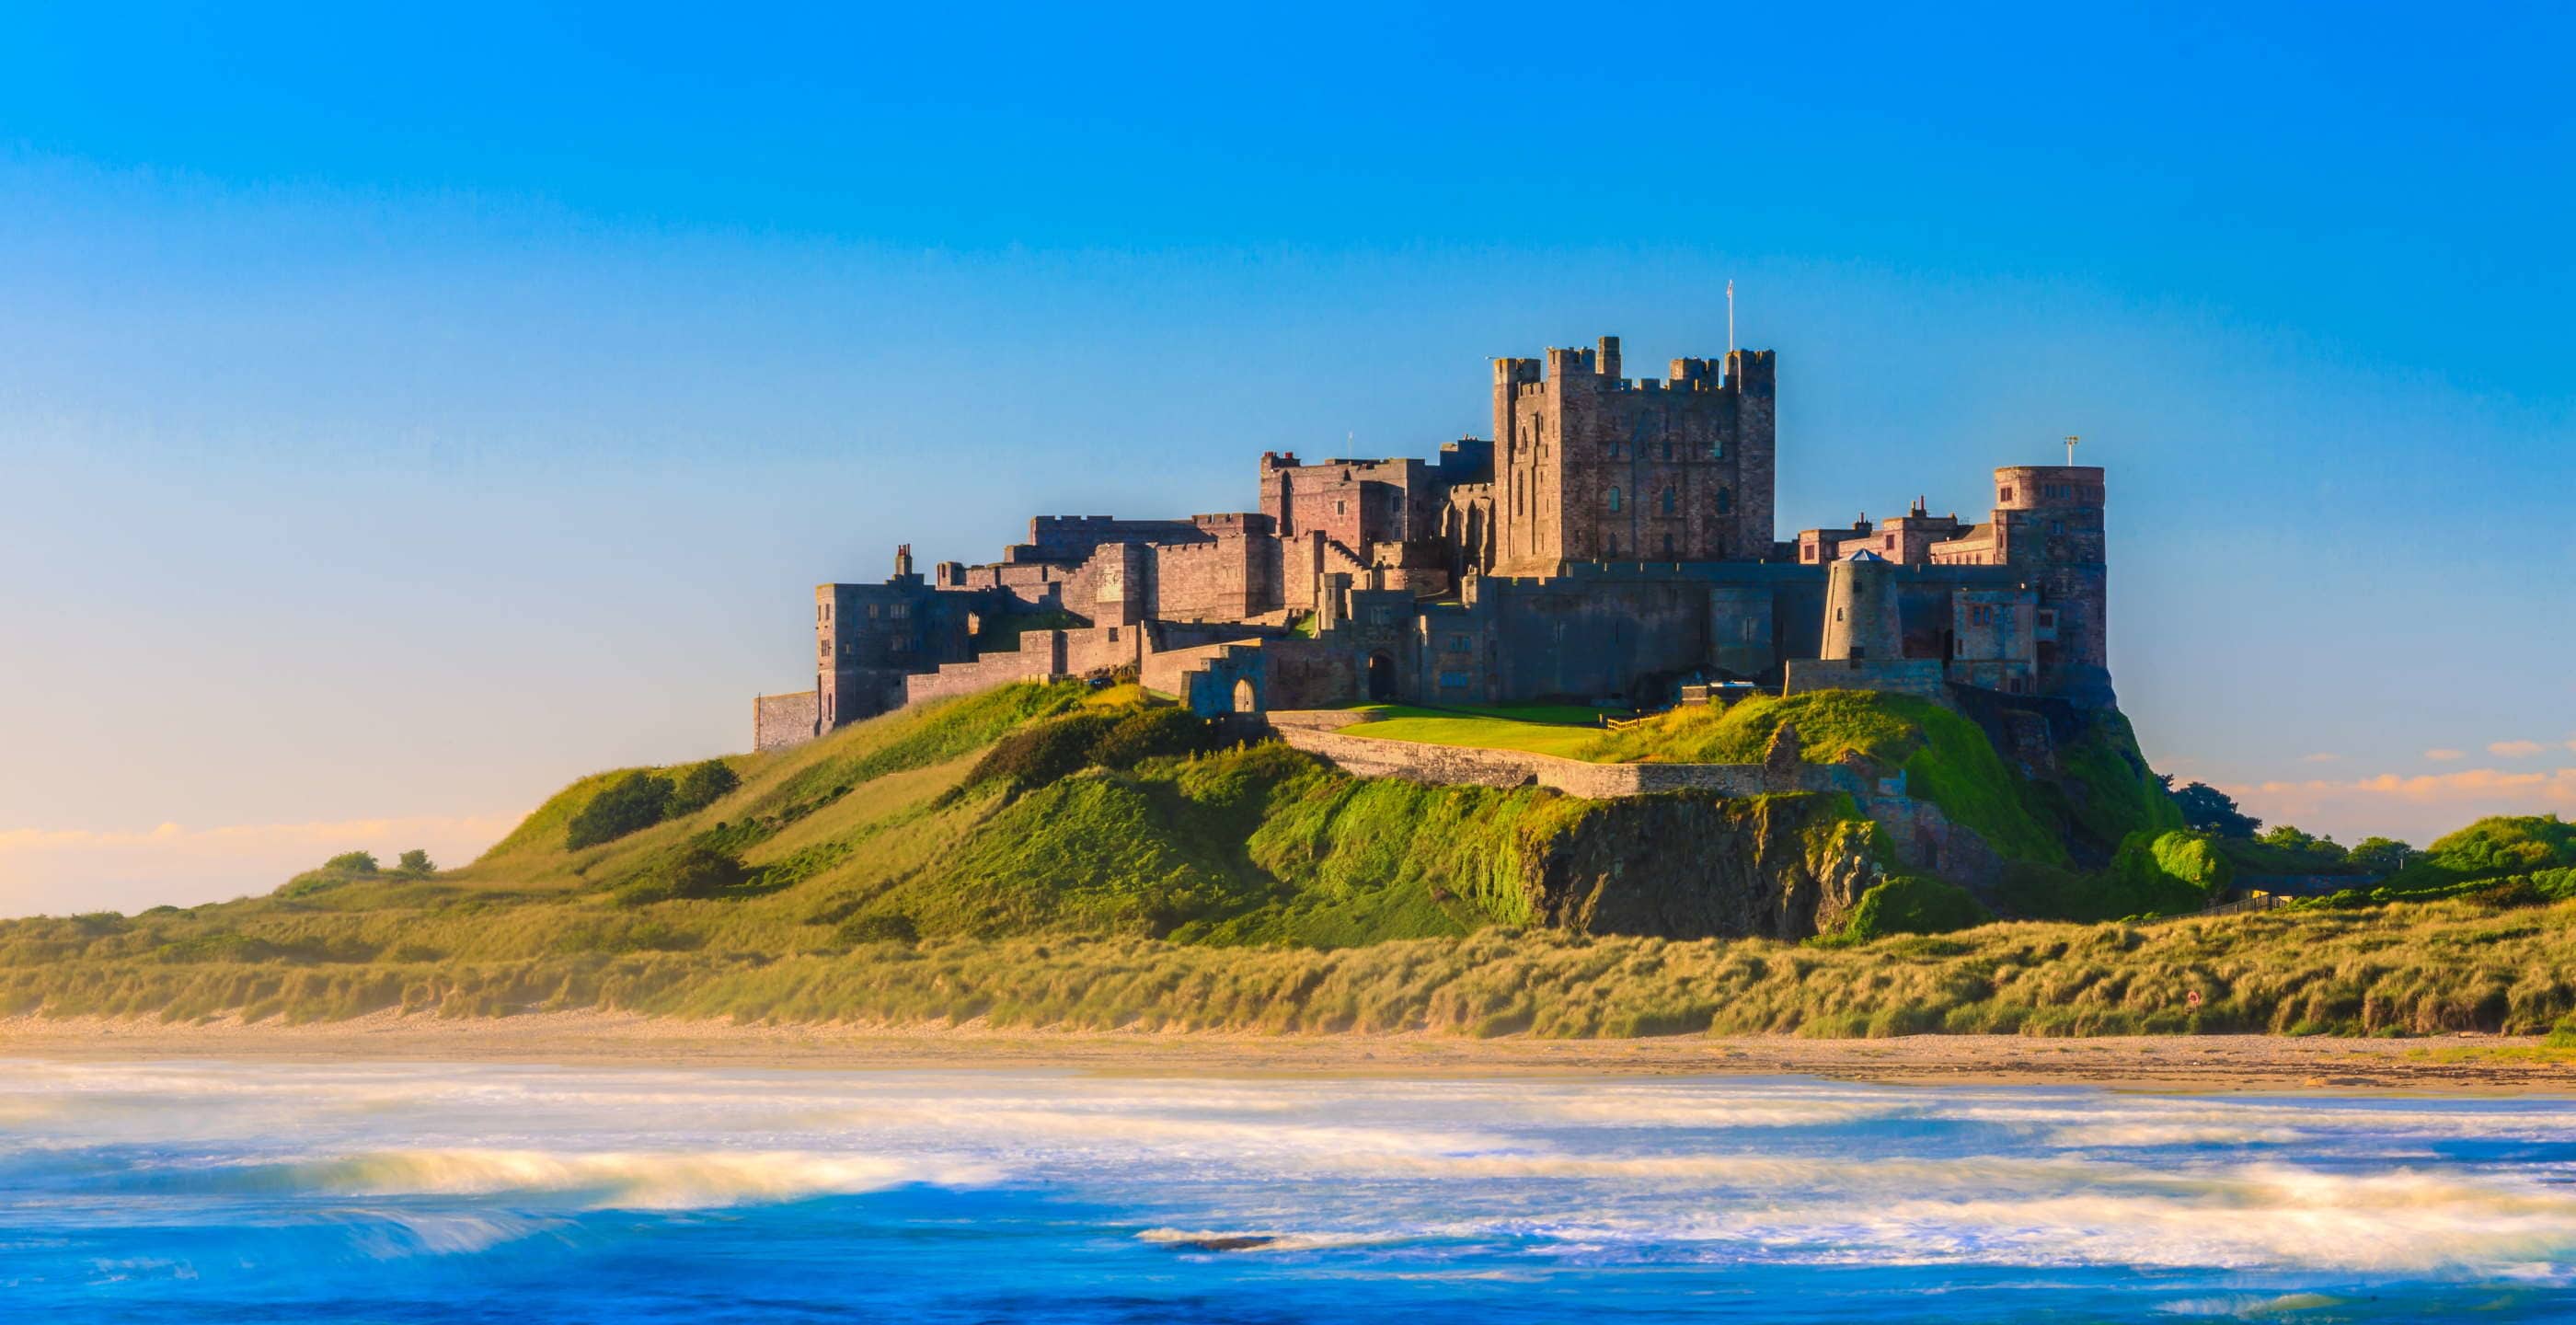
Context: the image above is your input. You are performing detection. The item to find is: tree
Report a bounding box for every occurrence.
[566,771,676,849]
[2259,824,2346,860]
[396,848,435,876]
[668,759,742,815]
[321,851,380,874]
[2172,782,2260,839]
[2345,836,2422,874]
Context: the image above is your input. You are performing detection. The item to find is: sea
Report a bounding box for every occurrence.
[1,1057,2571,1322]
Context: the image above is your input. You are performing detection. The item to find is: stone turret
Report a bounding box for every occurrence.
[1820,550,1903,661]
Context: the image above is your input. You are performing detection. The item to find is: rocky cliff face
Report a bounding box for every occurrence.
[1514,792,1884,940]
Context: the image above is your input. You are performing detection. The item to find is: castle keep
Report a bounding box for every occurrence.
[753,336,2112,750]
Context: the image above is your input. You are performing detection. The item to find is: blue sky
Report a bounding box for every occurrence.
[3,2,2571,913]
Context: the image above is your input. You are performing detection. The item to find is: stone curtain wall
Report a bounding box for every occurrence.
[1271,723,1867,801]
[753,691,821,753]
[903,633,1067,706]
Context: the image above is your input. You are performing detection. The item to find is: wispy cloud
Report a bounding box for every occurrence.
[2489,740,2547,758]
[2300,752,2340,764]
[2225,767,2576,846]
[0,813,517,918]
[2424,748,2466,762]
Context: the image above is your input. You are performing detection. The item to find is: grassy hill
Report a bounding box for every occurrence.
[3,682,2570,1038]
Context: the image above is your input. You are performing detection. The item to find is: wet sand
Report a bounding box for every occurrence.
[6,1011,2570,1091]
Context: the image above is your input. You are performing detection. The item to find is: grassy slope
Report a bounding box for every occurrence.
[1580,692,2074,865]
[10,680,2570,1037]
[1337,703,1613,758]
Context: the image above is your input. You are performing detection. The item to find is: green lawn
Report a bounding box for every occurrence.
[1339,703,1616,759]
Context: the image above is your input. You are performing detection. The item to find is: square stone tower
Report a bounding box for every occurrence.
[1487,336,1776,575]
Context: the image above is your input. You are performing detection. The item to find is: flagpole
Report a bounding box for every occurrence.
[1726,279,1736,362]
[2064,434,2079,467]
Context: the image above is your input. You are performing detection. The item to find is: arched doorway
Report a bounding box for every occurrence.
[1233,677,1258,713]
[1366,652,1397,702]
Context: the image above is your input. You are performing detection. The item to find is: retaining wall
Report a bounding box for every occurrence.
[1271,721,1867,800]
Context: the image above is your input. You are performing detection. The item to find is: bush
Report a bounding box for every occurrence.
[669,759,742,815]
[612,844,749,906]
[568,772,675,849]
[961,708,1220,798]
[1833,875,1987,942]
[839,913,920,945]
[395,848,435,876]
[321,851,380,874]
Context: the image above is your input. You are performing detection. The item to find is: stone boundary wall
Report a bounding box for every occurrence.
[904,633,1066,706]
[1271,722,1867,801]
[1269,715,2010,890]
[1782,657,1946,699]
[753,690,820,753]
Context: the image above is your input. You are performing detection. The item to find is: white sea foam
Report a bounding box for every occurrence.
[268,1147,1006,1210]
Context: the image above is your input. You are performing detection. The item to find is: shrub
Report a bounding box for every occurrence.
[958,709,1213,797]
[669,759,742,815]
[568,772,675,849]
[1834,875,1987,942]
[839,913,920,945]
[395,849,435,876]
[322,851,380,874]
[613,844,749,906]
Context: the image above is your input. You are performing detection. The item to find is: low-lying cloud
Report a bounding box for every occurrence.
[0,813,518,917]
[2226,767,2576,847]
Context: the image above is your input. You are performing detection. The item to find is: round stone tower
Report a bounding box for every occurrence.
[1820,550,1903,661]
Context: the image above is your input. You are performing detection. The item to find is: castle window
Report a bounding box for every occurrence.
[1661,488,1676,515]
[1999,487,2015,502]
[1606,536,1619,557]
[1336,501,1347,515]
[1883,535,1895,550]
[1661,534,1675,557]
[1709,439,1725,459]
[1607,487,1622,513]
[1716,487,1733,515]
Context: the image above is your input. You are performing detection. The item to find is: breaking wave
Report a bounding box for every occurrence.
[240,1147,1007,1210]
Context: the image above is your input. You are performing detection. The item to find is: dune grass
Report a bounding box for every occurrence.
[7,899,2573,1039]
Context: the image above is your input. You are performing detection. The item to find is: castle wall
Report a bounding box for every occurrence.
[1272,725,1870,800]
[752,690,820,753]
[903,631,1067,706]
[1149,518,1281,622]
[1024,515,1203,563]
[1782,657,1948,699]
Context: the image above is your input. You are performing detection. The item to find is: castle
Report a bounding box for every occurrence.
[753,336,2110,751]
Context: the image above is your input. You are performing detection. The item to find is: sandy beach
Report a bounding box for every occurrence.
[4,1011,2569,1091]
